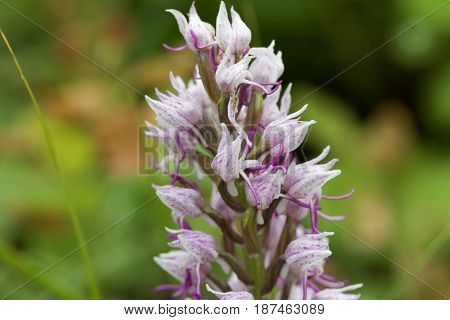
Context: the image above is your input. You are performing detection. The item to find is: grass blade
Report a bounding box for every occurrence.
[0,28,101,299]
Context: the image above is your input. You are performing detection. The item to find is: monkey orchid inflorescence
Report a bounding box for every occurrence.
[149,2,362,300]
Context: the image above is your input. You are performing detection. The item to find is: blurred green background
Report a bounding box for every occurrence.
[0,0,449,299]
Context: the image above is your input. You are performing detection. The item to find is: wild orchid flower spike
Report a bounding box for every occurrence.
[314,284,363,300]
[151,1,361,300]
[216,2,251,55]
[262,104,316,156]
[206,284,254,300]
[153,185,204,223]
[166,3,215,51]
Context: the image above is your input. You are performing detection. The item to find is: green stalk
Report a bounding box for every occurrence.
[250,254,263,299]
[1,29,100,299]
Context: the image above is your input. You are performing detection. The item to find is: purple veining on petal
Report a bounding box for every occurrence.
[310,197,320,234]
[307,282,320,293]
[302,273,308,300]
[322,188,355,200]
[188,128,209,149]
[190,29,199,49]
[247,164,286,175]
[189,28,215,50]
[163,43,189,52]
[177,217,192,230]
[270,142,284,166]
[175,132,186,162]
[283,153,294,167]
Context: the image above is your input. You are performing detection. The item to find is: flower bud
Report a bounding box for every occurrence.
[284,232,334,275]
[167,3,215,51]
[216,2,251,55]
[168,229,219,263]
[153,185,204,221]
[314,284,363,300]
[206,284,254,300]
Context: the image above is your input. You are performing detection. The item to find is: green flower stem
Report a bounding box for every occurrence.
[218,180,245,212]
[1,29,100,299]
[241,207,259,254]
[204,206,244,244]
[197,51,220,103]
[250,254,263,299]
[218,94,233,132]
[207,272,231,292]
[244,90,263,133]
[219,252,253,285]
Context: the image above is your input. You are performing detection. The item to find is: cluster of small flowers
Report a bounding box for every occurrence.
[148,2,362,300]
